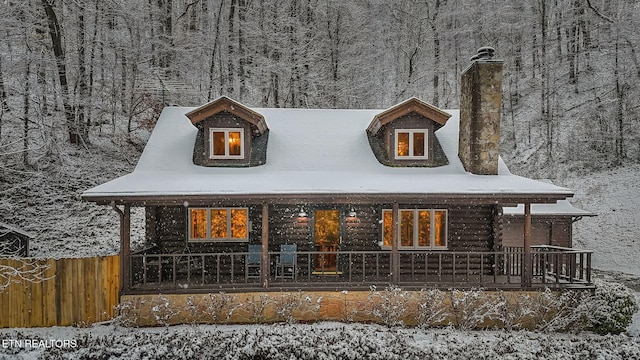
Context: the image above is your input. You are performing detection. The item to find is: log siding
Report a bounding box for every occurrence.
[146,204,497,273]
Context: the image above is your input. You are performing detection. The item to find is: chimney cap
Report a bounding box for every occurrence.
[470,46,495,61]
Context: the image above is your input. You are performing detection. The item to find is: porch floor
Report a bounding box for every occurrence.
[127,273,593,294]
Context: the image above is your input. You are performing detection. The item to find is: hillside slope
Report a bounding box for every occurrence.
[562,164,640,276]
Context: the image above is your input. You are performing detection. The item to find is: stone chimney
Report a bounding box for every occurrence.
[458,46,503,175]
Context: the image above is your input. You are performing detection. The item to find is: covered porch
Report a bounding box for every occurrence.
[108,195,593,295]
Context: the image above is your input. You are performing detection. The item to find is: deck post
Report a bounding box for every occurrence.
[261,203,270,288]
[112,202,131,298]
[391,203,399,284]
[522,202,532,287]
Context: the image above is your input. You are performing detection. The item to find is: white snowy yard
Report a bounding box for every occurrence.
[1,165,640,359]
[0,322,639,360]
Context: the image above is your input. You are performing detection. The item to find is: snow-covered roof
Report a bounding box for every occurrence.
[502,200,595,217]
[0,222,36,238]
[82,104,574,203]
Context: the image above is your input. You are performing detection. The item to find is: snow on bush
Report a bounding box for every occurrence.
[273,292,310,323]
[448,288,501,330]
[417,288,448,327]
[150,295,179,328]
[114,297,143,328]
[203,292,235,323]
[585,279,639,335]
[368,285,410,327]
[4,324,640,360]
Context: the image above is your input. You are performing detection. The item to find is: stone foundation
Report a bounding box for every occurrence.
[119,288,571,329]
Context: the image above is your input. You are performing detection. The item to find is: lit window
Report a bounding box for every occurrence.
[394,129,428,159]
[381,209,447,249]
[210,128,244,159]
[188,207,248,242]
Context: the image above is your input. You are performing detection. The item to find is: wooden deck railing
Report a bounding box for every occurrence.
[530,245,593,285]
[127,248,593,293]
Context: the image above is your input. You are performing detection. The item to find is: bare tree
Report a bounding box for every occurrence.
[0,237,52,292]
[41,0,87,144]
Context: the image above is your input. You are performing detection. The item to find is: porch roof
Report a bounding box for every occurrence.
[82,105,574,205]
[503,200,595,217]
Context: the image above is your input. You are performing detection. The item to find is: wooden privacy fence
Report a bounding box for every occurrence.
[0,255,120,328]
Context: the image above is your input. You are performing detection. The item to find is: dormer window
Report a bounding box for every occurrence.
[395,129,428,159]
[366,98,451,167]
[186,96,268,167]
[211,128,245,159]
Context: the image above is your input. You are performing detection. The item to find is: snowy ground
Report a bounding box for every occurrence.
[562,164,640,277]
[0,322,639,360]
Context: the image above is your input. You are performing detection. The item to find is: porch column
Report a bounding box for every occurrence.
[112,202,131,298]
[522,202,532,287]
[391,203,399,284]
[261,203,270,288]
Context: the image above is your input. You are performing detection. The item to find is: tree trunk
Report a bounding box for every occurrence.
[158,0,174,71]
[0,56,8,115]
[238,0,247,99]
[77,3,89,143]
[227,0,237,95]
[614,29,625,165]
[41,0,84,144]
[207,0,225,101]
[431,28,440,107]
[428,0,442,107]
[23,59,30,166]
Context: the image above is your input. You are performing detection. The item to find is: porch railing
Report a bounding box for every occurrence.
[127,248,593,293]
[530,245,593,285]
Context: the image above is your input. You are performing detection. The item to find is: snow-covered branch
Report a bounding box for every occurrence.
[0,258,52,292]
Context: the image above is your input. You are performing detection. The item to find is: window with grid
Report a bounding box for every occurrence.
[210,128,244,159]
[188,208,248,242]
[394,129,428,160]
[382,209,447,249]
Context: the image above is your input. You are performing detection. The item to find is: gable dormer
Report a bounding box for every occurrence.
[366,98,451,167]
[186,96,269,167]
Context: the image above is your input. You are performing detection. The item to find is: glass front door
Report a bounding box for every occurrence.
[314,209,341,272]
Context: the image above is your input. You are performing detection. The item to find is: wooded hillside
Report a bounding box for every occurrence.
[1,0,639,256]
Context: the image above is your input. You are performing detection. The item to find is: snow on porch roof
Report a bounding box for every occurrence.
[82,104,574,202]
[502,200,595,217]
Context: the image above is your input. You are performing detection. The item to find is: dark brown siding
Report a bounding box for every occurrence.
[447,205,495,252]
[147,203,498,276]
[268,205,312,251]
[148,204,497,253]
[343,205,380,251]
[152,206,185,254]
[501,216,572,248]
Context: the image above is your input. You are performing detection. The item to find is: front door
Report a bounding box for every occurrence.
[314,209,341,272]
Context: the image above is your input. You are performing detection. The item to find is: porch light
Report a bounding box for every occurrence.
[298,207,308,218]
[348,207,357,217]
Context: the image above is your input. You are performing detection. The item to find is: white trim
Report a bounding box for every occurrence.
[209,128,245,159]
[394,129,428,160]
[381,208,447,250]
[188,207,249,242]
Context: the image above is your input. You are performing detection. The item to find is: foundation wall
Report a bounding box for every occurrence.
[120,289,562,329]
